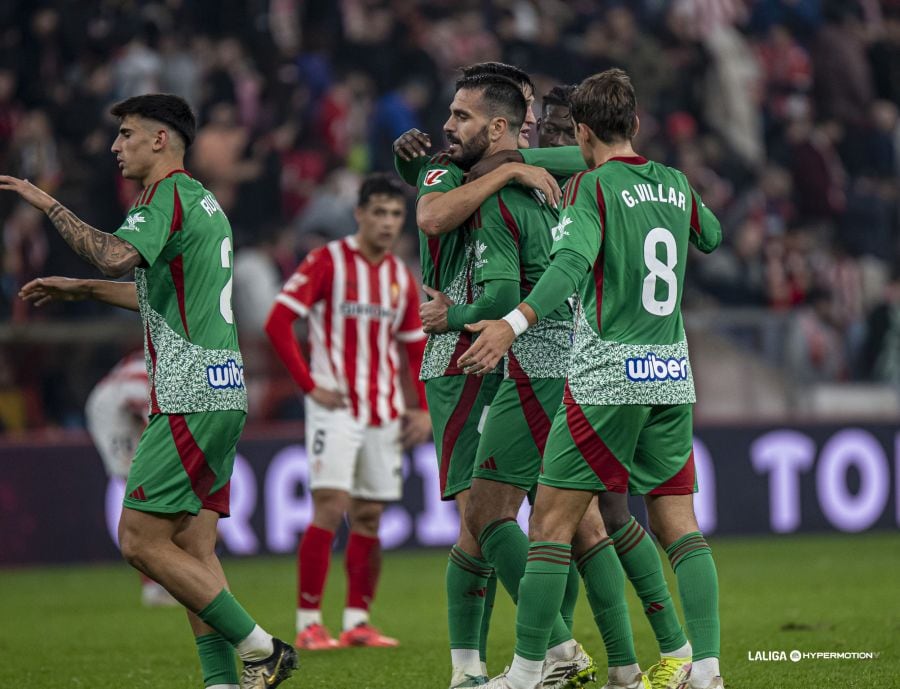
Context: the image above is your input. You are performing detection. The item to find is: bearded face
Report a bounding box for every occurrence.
[446,124,490,171]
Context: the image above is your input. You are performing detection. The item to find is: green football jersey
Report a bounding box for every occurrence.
[550,156,721,406]
[114,170,247,414]
[416,153,478,380]
[472,184,572,380]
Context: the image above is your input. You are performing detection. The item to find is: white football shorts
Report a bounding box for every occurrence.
[304,397,403,501]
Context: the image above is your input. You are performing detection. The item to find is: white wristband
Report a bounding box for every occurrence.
[502,308,529,337]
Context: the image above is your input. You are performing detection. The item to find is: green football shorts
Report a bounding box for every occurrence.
[540,400,696,495]
[426,374,501,500]
[123,410,246,516]
[473,376,565,491]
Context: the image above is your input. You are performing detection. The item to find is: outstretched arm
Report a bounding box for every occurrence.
[0,175,142,277]
[19,276,139,311]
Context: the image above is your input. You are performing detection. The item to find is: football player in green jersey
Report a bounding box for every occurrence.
[402,63,564,689]
[10,94,296,689]
[537,85,578,150]
[460,69,724,689]
[420,73,598,689]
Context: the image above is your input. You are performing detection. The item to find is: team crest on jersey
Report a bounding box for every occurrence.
[424,169,448,187]
[391,282,400,301]
[121,212,146,232]
[550,216,573,241]
[474,240,488,268]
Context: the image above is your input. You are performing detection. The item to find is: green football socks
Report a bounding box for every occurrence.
[447,546,492,652]
[577,538,638,667]
[197,589,257,647]
[479,569,497,663]
[611,517,688,653]
[666,532,720,661]
[195,633,238,687]
[560,561,580,633]
[480,519,573,649]
[514,542,572,662]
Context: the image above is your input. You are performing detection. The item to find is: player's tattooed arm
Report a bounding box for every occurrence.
[46,203,142,277]
[0,174,142,277]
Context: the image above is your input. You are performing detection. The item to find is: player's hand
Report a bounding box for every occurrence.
[458,320,515,375]
[420,285,453,334]
[506,163,561,208]
[0,175,58,213]
[399,408,432,448]
[466,150,524,182]
[393,128,432,161]
[309,386,346,410]
[18,276,91,307]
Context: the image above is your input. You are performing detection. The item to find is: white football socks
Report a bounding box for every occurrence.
[235,624,274,662]
[506,654,543,689]
[690,657,720,685]
[296,609,322,632]
[343,607,369,631]
[451,648,482,677]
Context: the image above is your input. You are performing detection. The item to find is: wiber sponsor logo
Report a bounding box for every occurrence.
[207,359,245,389]
[625,353,689,382]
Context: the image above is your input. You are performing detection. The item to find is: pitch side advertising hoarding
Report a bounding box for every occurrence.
[0,424,897,565]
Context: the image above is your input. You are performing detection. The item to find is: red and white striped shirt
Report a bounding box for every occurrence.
[270,236,426,426]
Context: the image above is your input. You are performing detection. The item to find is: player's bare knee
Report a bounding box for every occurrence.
[349,501,383,537]
[572,508,607,554]
[597,492,631,534]
[645,495,699,547]
[311,489,350,531]
[466,480,525,539]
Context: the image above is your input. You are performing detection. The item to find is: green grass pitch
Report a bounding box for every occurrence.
[1,532,897,688]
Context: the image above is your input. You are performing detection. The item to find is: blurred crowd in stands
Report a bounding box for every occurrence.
[2,0,900,430]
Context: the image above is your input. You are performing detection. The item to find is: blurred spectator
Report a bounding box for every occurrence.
[8,110,62,194]
[860,272,900,385]
[190,101,261,213]
[2,204,47,323]
[787,117,847,224]
[812,5,875,127]
[784,287,847,383]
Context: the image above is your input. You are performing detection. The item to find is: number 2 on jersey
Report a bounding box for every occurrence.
[641,227,677,316]
[220,236,234,324]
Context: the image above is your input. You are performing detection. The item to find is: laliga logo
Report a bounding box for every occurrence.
[207,359,245,389]
[625,353,689,382]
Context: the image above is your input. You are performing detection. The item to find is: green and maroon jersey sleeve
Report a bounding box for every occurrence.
[115,171,247,414]
[472,186,572,380]
[394,152,427,187]
[520,146,587,179]
[550,157,721,406]
[415,153,473,380]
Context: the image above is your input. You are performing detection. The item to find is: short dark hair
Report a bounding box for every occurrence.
[459,61,534,95]
[543,84,575,111]
[110,94,196,148]
[569,69,637,144]
[358,173,406,206]
[454,74,527,132]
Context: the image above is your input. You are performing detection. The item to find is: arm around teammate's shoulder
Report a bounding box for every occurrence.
[417,163,559,236]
